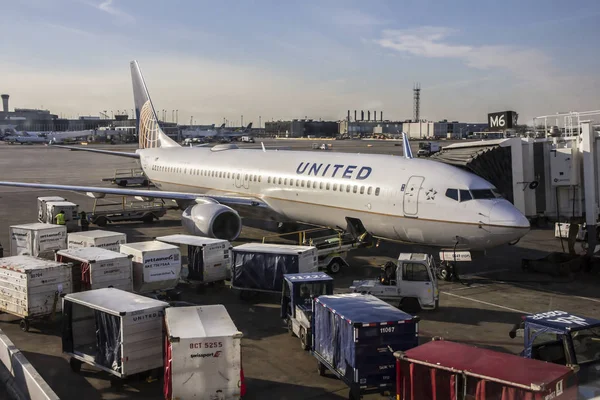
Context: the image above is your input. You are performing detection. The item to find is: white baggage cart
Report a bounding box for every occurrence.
[156,234,231,285]
[0,255,72,331]
[43,201,80,232]
[119,241,181,294]
[55,247,133,292]
[37,196,66,223]
[62,288,169,380]
[67,230,127,252]
[10,223,67,259]
[164,305,245,400]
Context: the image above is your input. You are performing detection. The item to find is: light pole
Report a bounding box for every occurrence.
[259,116,261,129]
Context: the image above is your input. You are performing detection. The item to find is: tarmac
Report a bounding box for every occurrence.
[0,139,599,399]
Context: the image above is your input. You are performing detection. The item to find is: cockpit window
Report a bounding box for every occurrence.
[471,189,497,199]
[460,190,472,202]
[445,189,458,201]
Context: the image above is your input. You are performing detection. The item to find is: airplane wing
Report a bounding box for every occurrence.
[0,181,268,208]
[51,145,140,159]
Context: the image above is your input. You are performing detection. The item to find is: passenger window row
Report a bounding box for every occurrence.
[267,176,380,196]
[151,164,381,196]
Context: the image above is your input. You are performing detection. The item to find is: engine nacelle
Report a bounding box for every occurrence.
[181,203,242,241]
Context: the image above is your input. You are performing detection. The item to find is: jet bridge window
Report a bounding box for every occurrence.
[446,189,459,201]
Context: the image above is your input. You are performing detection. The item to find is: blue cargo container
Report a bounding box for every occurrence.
[312,293,419,400]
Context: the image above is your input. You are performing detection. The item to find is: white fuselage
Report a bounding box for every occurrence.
[138,146,530,250]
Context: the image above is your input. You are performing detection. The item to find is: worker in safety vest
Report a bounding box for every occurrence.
[55,210,66,225]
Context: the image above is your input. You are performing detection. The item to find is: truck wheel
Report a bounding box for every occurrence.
[94,216,108,227]
[142,214,154,224]
[142,179,149,187]
[117,180,127,187]
[317,361,326,376]
[348,388,361,400]
[287,319,295,336]
[300,328,309,351]
[69,358,82,373]
[19,319,30,332]
[400,298,421,314]
[327,260,342,274]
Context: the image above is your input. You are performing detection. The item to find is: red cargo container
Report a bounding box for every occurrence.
[395,340,578,400]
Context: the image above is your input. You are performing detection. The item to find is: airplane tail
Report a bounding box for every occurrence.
[245,122,253,132]
[402,132,413,159]
[130,60,180,149]
[219,123,225,129]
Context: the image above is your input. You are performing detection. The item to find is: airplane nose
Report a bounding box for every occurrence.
[489,201,530,229]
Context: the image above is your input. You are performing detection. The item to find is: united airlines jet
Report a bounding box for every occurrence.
[0,61,530,251]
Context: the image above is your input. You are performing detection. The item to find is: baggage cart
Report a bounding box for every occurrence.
[55,247,133,292]
[312,293,419,400]
[0,255,72,331]
[231,243,318,298]
[10,223,67,259]
[37,196,66,223]
[62,288,169,381]
[156,234,231,286]
[164,305,245,400]
[119,241,181,294]
[42,201,80,232]
[395,339,578,400]
[67,230,127,252]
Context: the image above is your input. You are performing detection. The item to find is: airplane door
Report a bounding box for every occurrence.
[403,176,424,216]
[242,172,250,190]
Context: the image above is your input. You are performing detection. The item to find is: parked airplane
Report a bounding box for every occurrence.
[0,60,530,251]
[182,123,226,139]
[3,131,49,145]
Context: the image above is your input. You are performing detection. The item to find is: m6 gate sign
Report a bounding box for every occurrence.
[488,111,518,131]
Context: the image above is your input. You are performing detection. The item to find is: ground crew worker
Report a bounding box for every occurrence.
[55,210,66,226]
[80,211,89,231]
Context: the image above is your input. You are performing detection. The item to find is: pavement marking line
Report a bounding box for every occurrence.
[485,279,600,304]
[444,284,490,292]
[441,291,529,314]
[459,268,509,278]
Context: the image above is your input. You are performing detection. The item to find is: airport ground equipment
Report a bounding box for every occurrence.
[119,241,181,294]
[0,255,72,332]
[509,310,600,398]
[164,305,245,400]
[55,247,133,292]
[281,272,334,350]
[349,253,439,313]
[10,223,67,259]
[67,230,127,252]
[38,201,80,232]
[416,142,440,157]
[62,288,169,381]
[101,168,150,187]
[156,234,231,286]
[231,243,318,298]
[87,195,173,227]
[262,227,366,274]
[37,196,66,223]
[312,293,419,400]
[394,339,577,400]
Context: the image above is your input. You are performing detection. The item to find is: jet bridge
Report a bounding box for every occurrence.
[431,138,539,218]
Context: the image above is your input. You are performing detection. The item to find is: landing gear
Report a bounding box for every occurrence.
[437,261,459,282]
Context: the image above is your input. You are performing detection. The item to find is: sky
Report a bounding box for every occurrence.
[1,0,599,126]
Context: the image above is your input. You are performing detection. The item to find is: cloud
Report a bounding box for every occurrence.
[87,0,134,22]
[375,26,555,84]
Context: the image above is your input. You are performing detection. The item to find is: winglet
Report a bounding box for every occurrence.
[261,142,266,152]
[402,132,413,159]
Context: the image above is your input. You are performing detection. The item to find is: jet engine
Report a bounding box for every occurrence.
[181,203,242,241]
